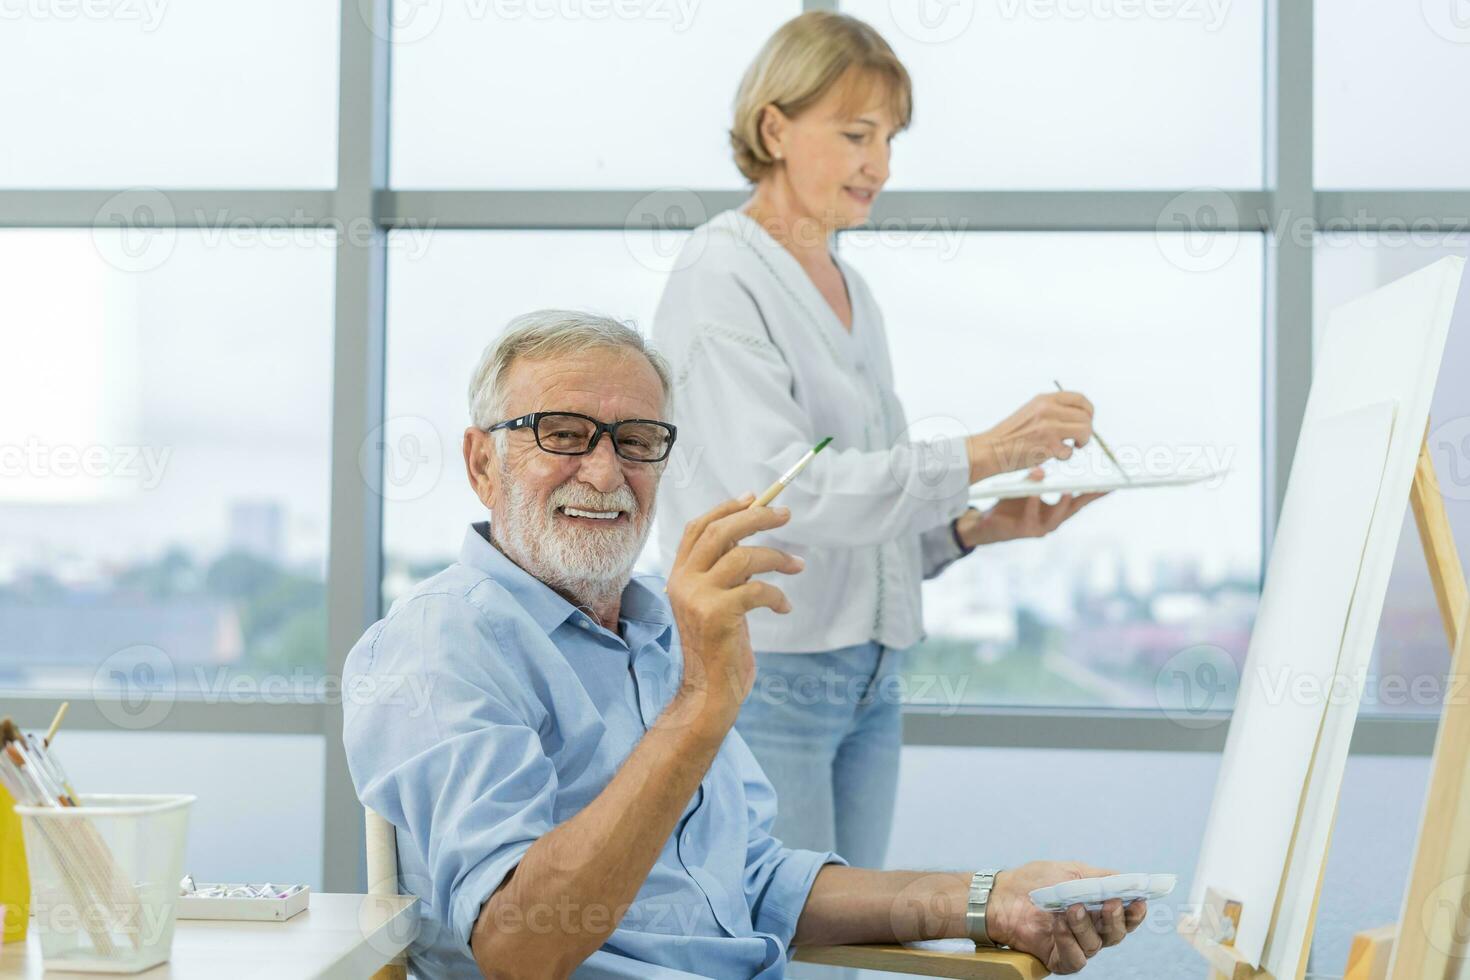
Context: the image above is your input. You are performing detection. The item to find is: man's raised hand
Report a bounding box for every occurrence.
[664,493,805,731]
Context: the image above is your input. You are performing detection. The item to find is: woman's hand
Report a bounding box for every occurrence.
[956,469,1107,548]
[987,861,1148,975]
[967,391,1096,483]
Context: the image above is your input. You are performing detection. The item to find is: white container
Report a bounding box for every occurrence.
[178,883,309,921]
[16,793,195,974]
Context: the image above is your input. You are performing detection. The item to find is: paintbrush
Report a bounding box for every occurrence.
[751,437,833,507]
[1053,381,1130,483]
[662,437,834,594]
[44,701,69,746]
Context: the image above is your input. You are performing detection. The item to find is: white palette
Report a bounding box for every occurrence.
[1030,873,1177,912]
[970,468,1224,501]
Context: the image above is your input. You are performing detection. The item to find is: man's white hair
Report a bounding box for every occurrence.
[468,309,673,433]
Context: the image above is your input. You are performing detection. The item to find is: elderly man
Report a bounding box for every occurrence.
[343,310,1146,979]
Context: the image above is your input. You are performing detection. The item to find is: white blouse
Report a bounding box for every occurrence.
[651,210,974,654]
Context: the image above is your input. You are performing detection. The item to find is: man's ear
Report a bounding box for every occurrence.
[463,427,499,509]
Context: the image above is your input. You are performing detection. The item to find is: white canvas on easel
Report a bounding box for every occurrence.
[1189,255,1467,979]
[1187,400,1397,966]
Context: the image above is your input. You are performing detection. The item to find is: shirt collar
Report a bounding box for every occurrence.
[459,521,672,640]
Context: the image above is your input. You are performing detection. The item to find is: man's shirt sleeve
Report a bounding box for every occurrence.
[343,589,557,950]
[727,730,848,950]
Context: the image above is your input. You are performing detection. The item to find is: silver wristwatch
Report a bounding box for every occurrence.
[967,869,1003,947]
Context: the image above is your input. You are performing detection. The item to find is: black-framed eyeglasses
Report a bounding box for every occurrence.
[487,411,677,463]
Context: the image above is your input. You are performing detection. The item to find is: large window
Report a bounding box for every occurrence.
[843,0,1263,188]
[0,230,335,693]
[9,0,1464,904]
[1315,0,1470,188]
[842,231,1263,709]
[0,0,340,187]
[389,4,800,188]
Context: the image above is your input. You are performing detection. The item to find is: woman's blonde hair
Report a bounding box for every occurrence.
[730,12,912,184]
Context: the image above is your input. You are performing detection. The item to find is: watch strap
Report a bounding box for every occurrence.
[967,869,1002,947]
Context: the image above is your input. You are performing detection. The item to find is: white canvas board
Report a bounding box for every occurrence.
[1264,256,1465,978]
[969,468,1225,501]
[1188,254,1465,979]
[1187,400,1397,966]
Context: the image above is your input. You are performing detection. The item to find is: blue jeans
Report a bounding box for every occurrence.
[735,641,903,881]
[736,643,903,979]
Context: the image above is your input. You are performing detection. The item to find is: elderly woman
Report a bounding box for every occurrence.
[652,12,1105,874]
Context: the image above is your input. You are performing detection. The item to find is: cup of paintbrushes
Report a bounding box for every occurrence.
[16,794,195,974]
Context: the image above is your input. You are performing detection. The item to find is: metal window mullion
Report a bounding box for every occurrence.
[376,189,1275,231]
[9,187,1467,235]
[901,708,1436,756]
[0,190,336,228]
[1263,0,1313,550]
[321,0,391,894]
[0,695,325,736]
[864,190,1274,231]
[376,188,748,229]
[1315,191,1470,232]
[375,188,1470,234]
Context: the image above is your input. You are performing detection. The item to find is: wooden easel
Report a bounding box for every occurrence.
[1178,435,1469,980]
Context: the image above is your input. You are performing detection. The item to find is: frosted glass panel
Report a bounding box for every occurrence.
[58,732,324,889]
[0,0,339,187]
[842,0,1262,189]
[390,3,799,187]
[1316,0,1470,188]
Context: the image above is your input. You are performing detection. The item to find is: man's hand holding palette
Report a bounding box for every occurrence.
[1029,873,1177,912]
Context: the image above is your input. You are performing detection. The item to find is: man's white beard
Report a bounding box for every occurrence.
[493,475,652,610]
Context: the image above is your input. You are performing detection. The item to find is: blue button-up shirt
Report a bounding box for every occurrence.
[343,523,844,979]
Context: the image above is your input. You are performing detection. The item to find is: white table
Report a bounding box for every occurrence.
[0,893,418,979]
